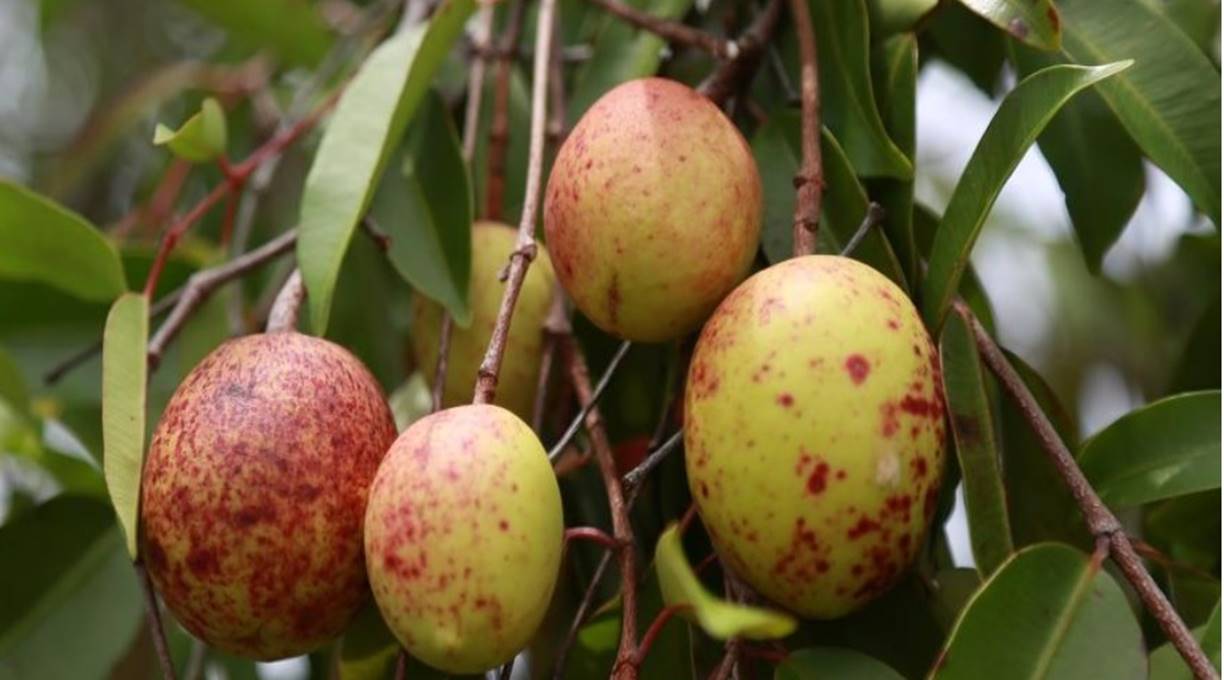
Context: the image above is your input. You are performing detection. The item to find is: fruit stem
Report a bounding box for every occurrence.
[134,561,179,680]
[696,0,783,106]
[265,269,306,333]
[631,604,690,667]
[961,302,1219,680]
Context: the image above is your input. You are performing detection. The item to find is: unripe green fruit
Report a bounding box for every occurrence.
[684,256,946,619]
[411,222,556,419]
[364,404,563,674]
[543,77,762,342]
[140,333,397,659]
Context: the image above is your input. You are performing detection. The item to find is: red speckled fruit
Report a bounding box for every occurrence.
[140,333,396,660]
[543,77,762,342]
[364,404,563,674]
[684,256,946,619]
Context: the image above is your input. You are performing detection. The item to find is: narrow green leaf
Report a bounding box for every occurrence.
[568,0,695,121]
[0,346,29,418]
[178,0,333,67]
[926,3,1006,94]
[1060,0,1221,225]
[1009,44,1145,272]
[0,181,126,302]
[1078,391,1221,508]
[776,648,905,679]
[940,312,1013,576]
[369,91,472,326]
[101,292,149,559]
[955,0,1061,51]
[809,0,913,179]
[298,0,476,336]
[655,524,797,640]
[1149,601,1221,680]
[921,61,1131,329]
[0,497,143,680]
[751,113,907,287]
[152,97,227,163]
[871,34,920,286]
[932,543,1145,680]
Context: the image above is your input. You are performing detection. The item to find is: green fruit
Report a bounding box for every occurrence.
[140,333,397,659]
[411,222,556,419]
[684,256,946,618]
[364,404,563,673]
[543,77,762,342]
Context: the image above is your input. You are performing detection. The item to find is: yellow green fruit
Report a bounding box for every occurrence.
[411,222,555,419]
[140,333,397,659]
[684,256,946,618]
[364,404,564,673]
[543,77,762,342]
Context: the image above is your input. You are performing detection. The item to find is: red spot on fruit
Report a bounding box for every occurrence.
[499,520,510,532]
[913,458,928,477]
[887,319,900,330]
[836,469,847,480]
[848,516,880,540]
[880,403,900,438]
[777,393,794,408]
[900,394,940,419]
[807,461,830,495]
[844,354,870,385]
[186,547,220,577]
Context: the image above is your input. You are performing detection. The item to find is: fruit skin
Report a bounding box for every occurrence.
[684,256,946,619]
[364,404,563,674]
[544,77,762,342]
[140,333,397,660]
[411,222,556,419]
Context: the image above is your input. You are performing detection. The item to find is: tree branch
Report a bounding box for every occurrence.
[134,561,178,680]
[547,339,633,461]
[483,0,528,221]
[959,302,1218,680]
[697,0,783,106]
[787,0,822,257]
[586,0,736,58]
[621,429,684,491]
[472,0,558,405]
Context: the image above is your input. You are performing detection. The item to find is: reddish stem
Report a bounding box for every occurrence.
[632,605,690,666]
[565,526,621,551]
[788,0,822,257]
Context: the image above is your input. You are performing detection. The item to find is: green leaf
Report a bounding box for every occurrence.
[0,181,126,302]
[775,647,905,679]
[655,524,796,640]
[940,312,1013,576]
[1059,0,1221,225]
[954,0,1061,51]
[1168,290,1221,394]
[1149,602,1221,680]
[568,0,695,122]
[870,34,920,286]
[0,346,29,418]
[926,3,1006,94]
[751,114,907,287]
[337,601,399,680]
[932,543,1145,680]
[1009,44,1145,272]
[1077,391,1221,508]
[177,0,333,67]
[152,97,228,163]
[809,0,912,179]
[921,61,1131,329]
[101,292,149,559]
[369,91,472,326]
[866,0,938,37]
[298,0,476,336]
[0,497,143,680]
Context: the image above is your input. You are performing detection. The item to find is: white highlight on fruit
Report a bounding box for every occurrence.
[874,449,902,488]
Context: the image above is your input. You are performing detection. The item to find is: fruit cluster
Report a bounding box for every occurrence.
[140,77,945,673]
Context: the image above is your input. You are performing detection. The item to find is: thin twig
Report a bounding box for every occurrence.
[463,6,495,161]
[633,605,690,666]
[472,0,558,405]
[697,0,783,106]
[561,334,640,680]
[788,0,822,257]
[553,550,616,680]
[533,287,570,432]
[621,429,684,490]
[134,562,177,680]
[265,269,305,333]
[839,202,886,257]
[586,0,735,58]
[961,303,1218,680]
[708,639,741,680]
[547,340,633,461]
[483,0,529,221]
[146,229,298,369]
[566,526,622,551]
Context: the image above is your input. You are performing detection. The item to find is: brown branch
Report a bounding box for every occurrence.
[788,0,822,257]
[621,429,683,490]
[633,605,690,666]
[533,287,569,432]
[697,0,783,106]
[960,302,1218,680]
[552,549,616,680]
[463,6,495,161]
[146,229,298,369]
[135,561,178,680]
[708,639,741,680]
[561,333,640,680]
[472,0,558,405]
[265,269,305,333]
[566,526,622,551]
[586,0,735,58]
[483,0,528,221]
[547,339,633,460]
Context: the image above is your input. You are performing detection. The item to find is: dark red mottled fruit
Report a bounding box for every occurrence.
[140,333,397,660]
[685,256,946,618]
